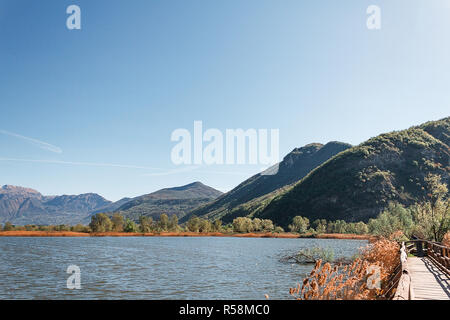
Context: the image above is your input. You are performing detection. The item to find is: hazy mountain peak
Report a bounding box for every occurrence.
[139,181,223,200]
[280,141,351,171]
[165,181,206,191]
[0,186,112,225]
[323,141,353,148]
[287,143,323,156]
[0,185,42,196]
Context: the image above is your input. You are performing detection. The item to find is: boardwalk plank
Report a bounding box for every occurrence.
[407,257,450,300]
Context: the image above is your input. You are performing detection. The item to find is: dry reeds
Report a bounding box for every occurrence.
[290,238,400,300]
[442,232,450,247]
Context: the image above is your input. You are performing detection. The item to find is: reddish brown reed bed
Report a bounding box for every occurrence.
[289,238,400,300]
[442,232,450,247]
[0,231,90,237]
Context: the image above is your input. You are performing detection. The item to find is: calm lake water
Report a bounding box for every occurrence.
[0,237,367,299]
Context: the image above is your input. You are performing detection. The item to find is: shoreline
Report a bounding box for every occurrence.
[0,230,374,240]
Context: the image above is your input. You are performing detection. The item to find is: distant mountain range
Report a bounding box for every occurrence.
[2,117,449,228]
[0,182,222,225]
[0,185,112,225]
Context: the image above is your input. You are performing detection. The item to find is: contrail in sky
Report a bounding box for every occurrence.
[0,129,63,154]
[0,157,255,175]
[143,166,251,177]
[0,157,161,170]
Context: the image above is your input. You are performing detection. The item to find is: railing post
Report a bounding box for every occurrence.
[416,241,424,257]
[393,243,411,300]
[444,247,448,269]
[446,248,450,270]
[400,242,407,265]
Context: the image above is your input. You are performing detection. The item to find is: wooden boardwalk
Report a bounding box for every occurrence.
[407,257,450,300]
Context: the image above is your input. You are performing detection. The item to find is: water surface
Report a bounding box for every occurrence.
[0,237,367,299]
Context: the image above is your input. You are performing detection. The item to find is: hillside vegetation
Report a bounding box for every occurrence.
[112,182,222,221]
[181,141,351,223]
[253,117,450,228]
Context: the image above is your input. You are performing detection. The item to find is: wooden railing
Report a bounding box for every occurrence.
[384,239,450,300]
[383,242,412,300]
[405,239,450,277]
[392,243,413,300]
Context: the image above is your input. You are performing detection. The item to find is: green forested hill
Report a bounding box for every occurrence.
[253,117,450,228]
[181,141,352,223]
[112,182,223,221]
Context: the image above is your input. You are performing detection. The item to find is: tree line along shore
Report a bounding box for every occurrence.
[0,199,447,243]
[0,212,373,239]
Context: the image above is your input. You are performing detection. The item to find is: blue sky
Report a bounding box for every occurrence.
[0,0,449,200]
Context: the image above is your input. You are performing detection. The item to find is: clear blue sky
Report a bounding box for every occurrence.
[0,0,449,201]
